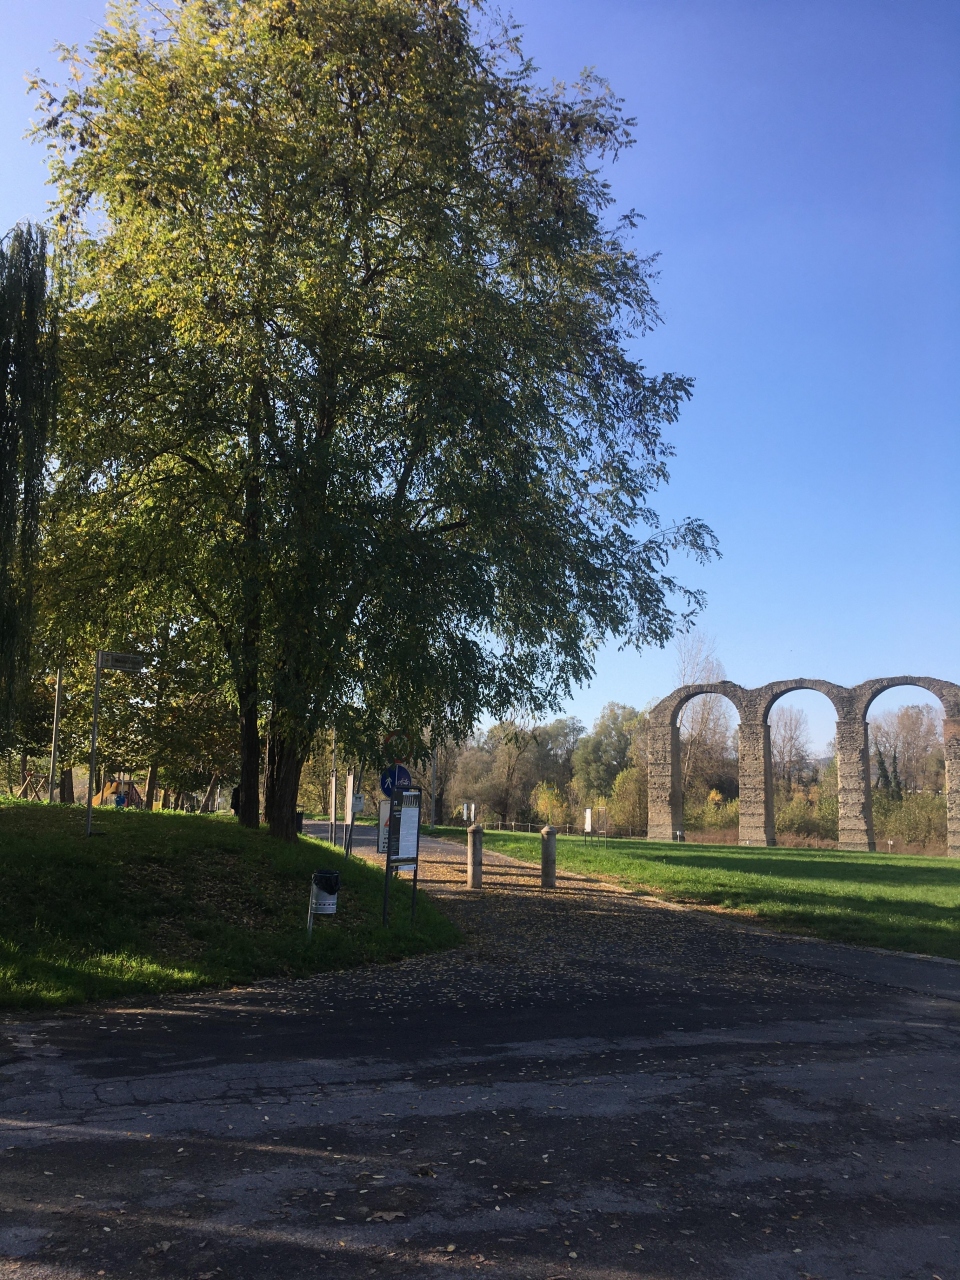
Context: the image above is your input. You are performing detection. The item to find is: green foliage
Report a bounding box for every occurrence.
[571,703,646,800]
[0,223,55,745]
[607,764,648,832]
[815,758,839,841]
[530,780,572,828]
[439,827,960,961]
[0,798,459,1007]
[890,749,903,803]
[530,718,585,791]
[685,788,738,832]
[774,791,822,839]
[874,746,892,794]
[872,791,947,849]
[39,0,715,835]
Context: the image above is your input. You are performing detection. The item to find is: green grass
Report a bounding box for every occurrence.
[435,826,960,960]
[0,799,460,1009]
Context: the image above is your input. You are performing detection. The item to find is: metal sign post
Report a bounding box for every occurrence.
[86,650,145,836]
[381,786,422,926]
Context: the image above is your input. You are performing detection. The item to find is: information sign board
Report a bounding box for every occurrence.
[382,786,422,924]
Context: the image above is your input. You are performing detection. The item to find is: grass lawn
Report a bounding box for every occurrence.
[435,827,960,961]
[0,799,459,1009]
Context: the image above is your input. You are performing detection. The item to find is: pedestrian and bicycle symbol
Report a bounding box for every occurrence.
[380,764,412,797]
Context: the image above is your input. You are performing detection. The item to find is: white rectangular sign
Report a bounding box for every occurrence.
[343,772,354,829]
[399,799,419,861]
[378,799,391,853]
[98,650,145,673]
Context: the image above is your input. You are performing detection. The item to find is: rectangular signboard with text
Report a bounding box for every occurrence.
[98,650,145,673]
[387,787,421,869]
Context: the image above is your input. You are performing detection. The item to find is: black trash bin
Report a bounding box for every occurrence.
[296,810,304,834]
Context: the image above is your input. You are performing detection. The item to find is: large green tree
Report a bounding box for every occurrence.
[39,0,716,839]
[0,223,55,744]
[572,702,645,800]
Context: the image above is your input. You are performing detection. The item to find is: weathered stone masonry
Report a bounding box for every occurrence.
[647,676,960,855]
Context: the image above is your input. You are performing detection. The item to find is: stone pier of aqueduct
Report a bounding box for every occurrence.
[647,676,960,856]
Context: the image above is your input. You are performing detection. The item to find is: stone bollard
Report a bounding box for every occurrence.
[540,824,557,889]
[467,823,483,889]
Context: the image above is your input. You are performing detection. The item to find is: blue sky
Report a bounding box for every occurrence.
[2,0,958,750]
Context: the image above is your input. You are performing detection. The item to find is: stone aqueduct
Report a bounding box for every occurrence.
[647,676,960,856]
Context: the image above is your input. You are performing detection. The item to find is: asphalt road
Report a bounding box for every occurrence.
[2,829,960,1280]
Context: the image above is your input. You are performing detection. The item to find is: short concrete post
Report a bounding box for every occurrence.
[466,823,483,889]
[541,825,557,889]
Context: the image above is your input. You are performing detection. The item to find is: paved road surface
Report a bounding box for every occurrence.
[2,827,959,1280]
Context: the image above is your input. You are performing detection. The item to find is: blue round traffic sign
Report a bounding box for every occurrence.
[380,765,412,797]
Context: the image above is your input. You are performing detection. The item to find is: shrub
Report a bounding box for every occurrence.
[872,792,947,849]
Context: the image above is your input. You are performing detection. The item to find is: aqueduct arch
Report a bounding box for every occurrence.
[647,675,960,855]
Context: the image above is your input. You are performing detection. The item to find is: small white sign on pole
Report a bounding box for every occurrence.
[584,807,592,834]
[342,771,354,842]
[378,798,391,853]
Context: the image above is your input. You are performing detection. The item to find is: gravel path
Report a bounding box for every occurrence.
[2,826,960,1280]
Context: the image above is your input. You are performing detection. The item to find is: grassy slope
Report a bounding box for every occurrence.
[435,827,960,960]
[0,799,459,1009]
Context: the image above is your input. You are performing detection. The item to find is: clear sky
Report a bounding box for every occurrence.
[2,0,958,750]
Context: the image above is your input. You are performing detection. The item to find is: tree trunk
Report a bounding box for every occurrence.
[59,766,74,804]
[200,772,219,813]
[236,378,264,830]
[263,730,278,826]
[238,691,261,827]
[144,761,158,811]
[161,787,170,810]
[20,749,28,786]
[266,734,306,841]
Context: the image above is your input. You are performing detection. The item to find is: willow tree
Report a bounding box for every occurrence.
[0,224,55,744]
[39,0,716,839]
